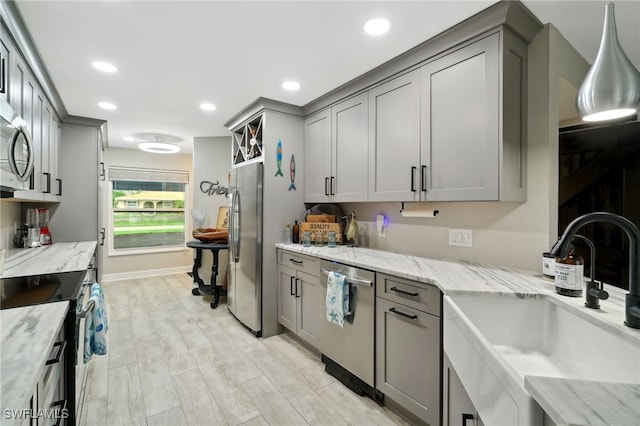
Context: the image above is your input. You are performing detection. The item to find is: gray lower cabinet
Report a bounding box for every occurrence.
[443,354,484,426]
[22,319,68,426]
[376,273,441,425]
[277,250,322,348]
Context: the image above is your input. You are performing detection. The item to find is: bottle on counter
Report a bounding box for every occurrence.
[292,220,300,244]
[302,231,311,247]
[283,222,292,245]
[554,245,584,297]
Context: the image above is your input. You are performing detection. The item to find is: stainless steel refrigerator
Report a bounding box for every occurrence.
[228,161,263,336]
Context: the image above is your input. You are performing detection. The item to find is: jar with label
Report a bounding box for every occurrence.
[302,231,311,247]
[542,252,556,279]
[554,245,584,297]
[327,230,336,248]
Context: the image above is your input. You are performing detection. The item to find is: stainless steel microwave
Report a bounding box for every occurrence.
[1,99,34,191]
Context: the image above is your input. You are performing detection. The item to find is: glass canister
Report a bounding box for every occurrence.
[314,231,324,247]
[327,230,336,248]
[302,231,311,247]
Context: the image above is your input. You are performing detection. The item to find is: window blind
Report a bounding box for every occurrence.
[108,167,189,183]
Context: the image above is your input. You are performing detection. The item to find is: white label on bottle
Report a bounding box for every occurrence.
[554,263,584,290]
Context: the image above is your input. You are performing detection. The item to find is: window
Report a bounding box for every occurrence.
[108,167,189,254]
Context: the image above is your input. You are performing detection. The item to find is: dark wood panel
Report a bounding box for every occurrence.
[559,120,640,290]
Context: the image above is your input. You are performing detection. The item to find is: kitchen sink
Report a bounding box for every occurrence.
[443,293,640,425]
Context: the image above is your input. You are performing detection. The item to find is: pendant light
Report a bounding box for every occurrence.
[576,2,640,122]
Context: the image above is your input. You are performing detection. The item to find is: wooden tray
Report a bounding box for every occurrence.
[193,228,229,243]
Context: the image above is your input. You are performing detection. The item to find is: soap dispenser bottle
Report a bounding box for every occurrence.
[554,245,584,297]
[283,222,292,245]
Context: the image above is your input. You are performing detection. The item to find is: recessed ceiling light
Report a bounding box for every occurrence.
[92,61,118,73]
[282,81,300,91]
[123,136,136,142]
[98,102,117,110]
[364,18,390,36]
[138,142,180,154]
[200,103,216,111]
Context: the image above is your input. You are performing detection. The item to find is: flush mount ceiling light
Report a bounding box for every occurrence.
[138,142,180,154]
[200,103,216,111]
[282,81,300,91]
[364,18,390,36]
[92,61,118,73]
[98,102,116,110]
[576,2,640,122]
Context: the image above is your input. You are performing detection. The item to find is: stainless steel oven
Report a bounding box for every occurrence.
[1,98,34,191]
[319,259,379,401]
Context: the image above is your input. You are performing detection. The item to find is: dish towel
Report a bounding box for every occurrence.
[326,271,348,327]
[84,283,108,363]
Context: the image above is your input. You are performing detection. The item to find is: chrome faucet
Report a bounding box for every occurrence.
[550,212,640,329]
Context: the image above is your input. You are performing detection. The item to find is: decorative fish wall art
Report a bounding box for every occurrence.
[275,140,284,177]
[289,154,296,191]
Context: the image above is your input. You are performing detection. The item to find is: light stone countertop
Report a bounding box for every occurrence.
[525,377,640,426]
[1,241,97,278]
[277,243,640,424]
[0,301,69,425]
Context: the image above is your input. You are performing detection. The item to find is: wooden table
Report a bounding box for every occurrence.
[186,240,229,309]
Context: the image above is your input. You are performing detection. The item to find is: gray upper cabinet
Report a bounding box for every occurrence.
[332,93,368,202]
[304,94,368,203]
[421,32,526,201]
[303,109,331,203]
[0,31,8,104]
[368,70,421,202]
[421,34,500,201]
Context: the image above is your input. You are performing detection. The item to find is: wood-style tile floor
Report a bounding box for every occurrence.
[80,274,409,426]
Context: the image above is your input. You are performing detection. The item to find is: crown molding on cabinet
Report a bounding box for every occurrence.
[0,1,68,119]
[302,0,542,117]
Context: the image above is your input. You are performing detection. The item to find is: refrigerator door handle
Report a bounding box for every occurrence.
[231,189,241,263]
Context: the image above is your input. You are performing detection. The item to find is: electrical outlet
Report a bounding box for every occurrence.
[449,229,472,247]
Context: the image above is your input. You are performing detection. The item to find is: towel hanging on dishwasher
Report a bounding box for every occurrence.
[84,283,109,363]
[326,271,348,327]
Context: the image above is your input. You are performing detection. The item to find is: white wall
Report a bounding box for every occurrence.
[192,136,232,284]
[337,24,590,273]
[0,202,21,250]
[102,147,193,281]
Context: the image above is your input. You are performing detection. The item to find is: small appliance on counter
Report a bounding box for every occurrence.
[38,208,52,245]
[25,208,41,248]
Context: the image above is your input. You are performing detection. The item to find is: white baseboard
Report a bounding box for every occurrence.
[102,265,192,283]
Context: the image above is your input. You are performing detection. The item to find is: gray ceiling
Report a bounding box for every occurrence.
[14,1,640,153]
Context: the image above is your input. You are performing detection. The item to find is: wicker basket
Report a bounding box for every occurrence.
[192,228,229,243]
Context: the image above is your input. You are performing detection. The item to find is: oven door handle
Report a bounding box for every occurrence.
[320,268,373,287]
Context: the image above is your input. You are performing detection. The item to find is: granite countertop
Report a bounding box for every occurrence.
[1,241,97,279]
[0,301,69,425]
[277,243,640,424]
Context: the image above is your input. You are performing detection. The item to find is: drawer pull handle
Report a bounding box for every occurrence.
[462,413,474,426]
[390,286,419,297]
[46,340,67,365]
[51,399,67,426]
[289,258,303,265]
[389,307,418,320]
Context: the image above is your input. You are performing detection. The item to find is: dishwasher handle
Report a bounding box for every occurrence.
[320,268,373,287]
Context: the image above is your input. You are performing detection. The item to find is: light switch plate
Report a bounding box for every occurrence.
[449,229,472,247]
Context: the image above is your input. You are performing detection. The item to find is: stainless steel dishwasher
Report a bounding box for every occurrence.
[320,259,380,401]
